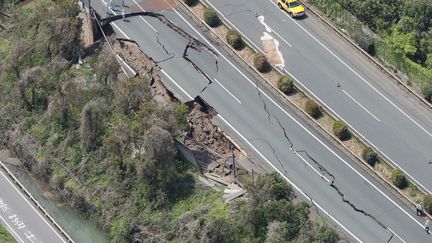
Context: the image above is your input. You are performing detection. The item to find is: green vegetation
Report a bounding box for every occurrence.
[226,29,244,50]
[0,1,340,241]
[424,195,432,214]
[0,224,16,243]
[277,75,294,94]
[391,169,408,189]
[308,0,432,101]
[203,7,220,27]
[332,120,350,141]
[254,53,271,73]
[304,99,321,119]
[183,0,198,7]
[362,147,378,166]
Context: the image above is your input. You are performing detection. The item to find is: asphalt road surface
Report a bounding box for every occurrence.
[204,0,432,195]
[89,0,431,242]
[0,164,66,243]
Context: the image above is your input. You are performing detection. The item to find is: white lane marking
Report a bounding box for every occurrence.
[165,1,425,231]
[0,215,25,243]
[130,0,159,32]
[0,168,67,242]
[100,0,158,33]
[209,0,432,194]
[388,227,407,243]
[217,114,363,243]
[138,16,158,33]
[267,0,432,138]
[161,69,194,100]
[343,90,381,122]
[295,152,331,183]
[111,22,130,39]
[282,66,432,195]
[204,0,264,52]
[106,2,420,239]
[116,54,136,76]
[213,78,242,104]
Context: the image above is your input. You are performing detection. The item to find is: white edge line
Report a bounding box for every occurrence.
[213,78,242,104]
[0,166,67,242]
[161,69,194,100]
[217,114,364,243]
[138,16,158,33]
[0,215,25,243]
[168,2,425,230]
[295,151,331,183]
[109,2,422,238]
[343,90,381,122]
[283,66,432,196]
[116,54,136,76]
[267,0,432,138]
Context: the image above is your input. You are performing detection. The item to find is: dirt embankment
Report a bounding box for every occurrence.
[112,37,242,180]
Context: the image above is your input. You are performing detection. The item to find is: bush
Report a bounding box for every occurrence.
[254,53,270,73]
[183,0,198,6]
[226,29,243,50]
[332,120,350,141]
[278,76,294,94]
[424,195,432,214]
[362,147,378,166]
[304,99,321,119]
[421,84,432,102]
[203,7,220,27]
[391,169,407,189]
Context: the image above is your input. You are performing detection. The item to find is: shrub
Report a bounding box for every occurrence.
[277,76,294,94]
[362,147,378,166]
[421,84,432,102]
[203,7,220,27]
[304,99,321,119]
[424,195,432,214]
[332,120,350,141]
[226,29,243,50]
[183,0,198,6]
[253,53,270,73]
[391,169,407,189]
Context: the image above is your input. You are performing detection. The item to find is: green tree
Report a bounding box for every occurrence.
[390,168,407,189]
[423,195,432,214]
[362,147,378,166]
[333,120,350,141]
[278,76,294,94]
[203,7,220,27]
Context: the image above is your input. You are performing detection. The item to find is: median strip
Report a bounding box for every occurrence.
[177,0,432,222]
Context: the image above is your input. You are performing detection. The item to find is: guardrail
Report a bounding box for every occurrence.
[0,160,74,243]
[176,0,432,220]
[300,0,432,111]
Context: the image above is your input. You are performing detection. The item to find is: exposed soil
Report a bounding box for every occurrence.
[111,36,240,179]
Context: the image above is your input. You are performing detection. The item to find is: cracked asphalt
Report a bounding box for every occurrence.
[86,0,431,242]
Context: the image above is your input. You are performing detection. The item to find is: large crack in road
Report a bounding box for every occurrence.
[102,8,395,242]
[252,78,395,241]
[102,11,219,98]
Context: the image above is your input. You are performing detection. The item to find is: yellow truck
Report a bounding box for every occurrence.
[277,0,305,17]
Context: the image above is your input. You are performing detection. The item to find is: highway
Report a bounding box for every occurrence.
[88,0,432,242]
[204,0,432,195]
[0,162,67,243]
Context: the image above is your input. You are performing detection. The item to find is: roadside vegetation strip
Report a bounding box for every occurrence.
[0,224,16,243]
[300,0,432,109]
[178,0,431,217]
[0,161,74,243]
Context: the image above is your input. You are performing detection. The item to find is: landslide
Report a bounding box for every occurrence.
[0,1,342,242]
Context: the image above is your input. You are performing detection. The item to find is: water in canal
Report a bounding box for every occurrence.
[4,164,110,243]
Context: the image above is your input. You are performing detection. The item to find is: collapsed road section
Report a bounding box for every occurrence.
[85,0,429,242]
